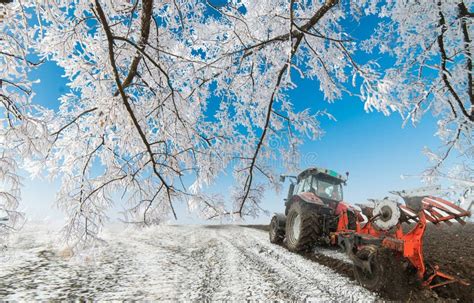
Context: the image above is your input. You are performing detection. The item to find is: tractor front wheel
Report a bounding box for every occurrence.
[285,201,319,252]
[269,215,285,244]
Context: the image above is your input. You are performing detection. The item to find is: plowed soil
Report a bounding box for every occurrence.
[423,223,474,302]
[245,223,474,302]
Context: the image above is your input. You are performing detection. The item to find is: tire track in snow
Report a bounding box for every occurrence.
[212,228,299,301]
[243,226,359,282]
[0,237,135,300]
[219,226,377,302]
[113,225,226,301]
[185,231,225,301]
[114,226,205,300]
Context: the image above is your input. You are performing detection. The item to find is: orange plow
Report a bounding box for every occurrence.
[335,190,471,291]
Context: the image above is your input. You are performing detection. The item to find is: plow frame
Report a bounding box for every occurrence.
[333,195,471,289]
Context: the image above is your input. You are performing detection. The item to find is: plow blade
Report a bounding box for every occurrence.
[399,195,471,225]
[422,196,471,224]
[399,205,419,223]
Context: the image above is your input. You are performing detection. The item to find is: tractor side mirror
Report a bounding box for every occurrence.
[343,172,349,186]
[279,175,285,183]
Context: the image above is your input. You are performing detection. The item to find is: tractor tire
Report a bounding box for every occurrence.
[353,245,387,291]
[269,215,285,244]
[285,201,320,252]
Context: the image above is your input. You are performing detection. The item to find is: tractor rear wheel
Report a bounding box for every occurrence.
[285,201,319,252]
[269,215,285,244]
[353,245,387,291]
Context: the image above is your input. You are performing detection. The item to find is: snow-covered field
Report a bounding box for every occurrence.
[0,224,376,301]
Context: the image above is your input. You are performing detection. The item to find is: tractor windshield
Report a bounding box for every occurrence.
[311,175,343,201]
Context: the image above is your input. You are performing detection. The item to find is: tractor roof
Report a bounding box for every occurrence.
[297,167,346,182]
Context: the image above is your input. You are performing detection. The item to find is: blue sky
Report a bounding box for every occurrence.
[20,11,442,224]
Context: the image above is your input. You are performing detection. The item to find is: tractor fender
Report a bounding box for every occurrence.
[285,193,325,215]
[295,192,325,206]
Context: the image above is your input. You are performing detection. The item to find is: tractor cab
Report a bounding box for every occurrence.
[282,167,347,211]
[297,167,345,202]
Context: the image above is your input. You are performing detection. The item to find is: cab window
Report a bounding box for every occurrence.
[295,178,304,194]
[317,177,343,201]
[296,176,310,193]
[311,176,318,193]
[302,177,312,192]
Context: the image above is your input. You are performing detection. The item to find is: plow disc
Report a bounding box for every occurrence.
[352,245,388,291]
[372,199,401,230]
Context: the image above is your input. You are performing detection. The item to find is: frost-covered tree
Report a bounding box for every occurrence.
[18,0,387,249]
[0,0,47,244]
[438,163,473,214]
[363,1,473,197]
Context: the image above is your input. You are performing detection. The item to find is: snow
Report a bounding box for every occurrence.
[0,223,377,301]
[315,246,353,264]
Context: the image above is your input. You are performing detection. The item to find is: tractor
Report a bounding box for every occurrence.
[269,167,357,251]
[269,167,472,292]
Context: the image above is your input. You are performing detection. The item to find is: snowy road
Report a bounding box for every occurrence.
[0,224,376,301]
